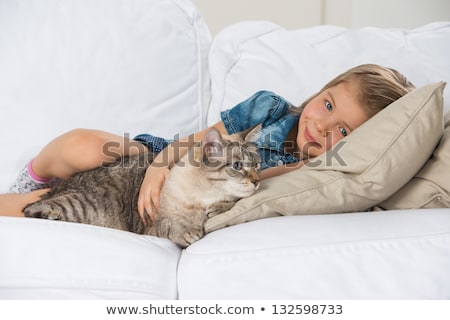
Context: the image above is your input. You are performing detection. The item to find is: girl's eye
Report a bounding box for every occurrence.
[325,101,333,111]
[339,127,348,137]
[232,161,242,170]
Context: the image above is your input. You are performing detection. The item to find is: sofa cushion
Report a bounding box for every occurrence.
[205,82,445,232]
[182,209,450,299]
[376,111,450,209]
[0,217,181,299]
[0,0,211,192]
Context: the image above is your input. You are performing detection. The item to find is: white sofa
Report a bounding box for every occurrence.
[1,0,449,299]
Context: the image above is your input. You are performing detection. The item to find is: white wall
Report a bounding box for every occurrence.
[324,0,450,28]
[191,0,323,35]
[192,0,450,35]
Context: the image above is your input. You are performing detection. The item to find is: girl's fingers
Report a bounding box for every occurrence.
[137,165,169,224]
[137,194,147,225]
[138,189,153,225]
[150,189,160,213]
[145,200,155,222]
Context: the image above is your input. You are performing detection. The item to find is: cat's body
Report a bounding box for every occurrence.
[23,129,260,247]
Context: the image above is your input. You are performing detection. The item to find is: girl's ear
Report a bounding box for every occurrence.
[202,128,224,159]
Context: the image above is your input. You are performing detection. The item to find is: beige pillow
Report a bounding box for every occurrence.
[376,111,450,209]
[205,82,446,233]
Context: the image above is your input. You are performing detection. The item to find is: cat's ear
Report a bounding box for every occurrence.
[202,128,224,159]
[234,123,261,143]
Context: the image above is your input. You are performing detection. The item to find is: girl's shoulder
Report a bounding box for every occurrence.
[221,90,295,134]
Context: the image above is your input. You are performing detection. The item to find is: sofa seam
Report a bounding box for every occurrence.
[182,232,450,257]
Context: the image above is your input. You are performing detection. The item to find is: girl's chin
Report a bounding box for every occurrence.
[301,142,323,157]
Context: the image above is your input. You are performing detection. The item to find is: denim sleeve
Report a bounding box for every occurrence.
[220,91,289,134]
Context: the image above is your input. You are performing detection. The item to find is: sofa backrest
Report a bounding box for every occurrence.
[0,0,211,191]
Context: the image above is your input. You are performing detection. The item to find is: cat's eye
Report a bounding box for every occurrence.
[232,161,242,170]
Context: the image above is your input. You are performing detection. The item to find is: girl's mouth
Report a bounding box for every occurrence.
[304,127,321,148]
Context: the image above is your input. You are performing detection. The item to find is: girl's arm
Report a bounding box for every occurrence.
[0,189,50,217]
[137,121,227,221]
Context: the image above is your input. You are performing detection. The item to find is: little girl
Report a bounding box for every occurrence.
[0,64,415,218]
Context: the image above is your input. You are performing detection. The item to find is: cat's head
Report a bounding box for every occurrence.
[199,128,261,198]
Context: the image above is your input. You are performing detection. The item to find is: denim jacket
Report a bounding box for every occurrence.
[135,91,300,170]
[221,91,300,170]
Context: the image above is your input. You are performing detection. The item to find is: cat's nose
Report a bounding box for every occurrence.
[253,179,260,191]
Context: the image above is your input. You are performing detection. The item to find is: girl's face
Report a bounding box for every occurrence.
[296,82,370,158]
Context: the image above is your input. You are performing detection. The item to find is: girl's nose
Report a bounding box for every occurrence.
[314,121,327,137]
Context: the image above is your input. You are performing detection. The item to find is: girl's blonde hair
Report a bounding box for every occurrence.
[298,64,415,117]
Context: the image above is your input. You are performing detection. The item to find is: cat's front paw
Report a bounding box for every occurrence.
[173,228,204,248]
[23,202,64,220]
[206,201,236,218]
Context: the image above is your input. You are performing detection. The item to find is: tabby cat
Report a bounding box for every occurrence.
[23,128,260,247]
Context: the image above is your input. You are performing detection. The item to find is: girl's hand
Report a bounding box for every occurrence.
[137,165,170,224]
